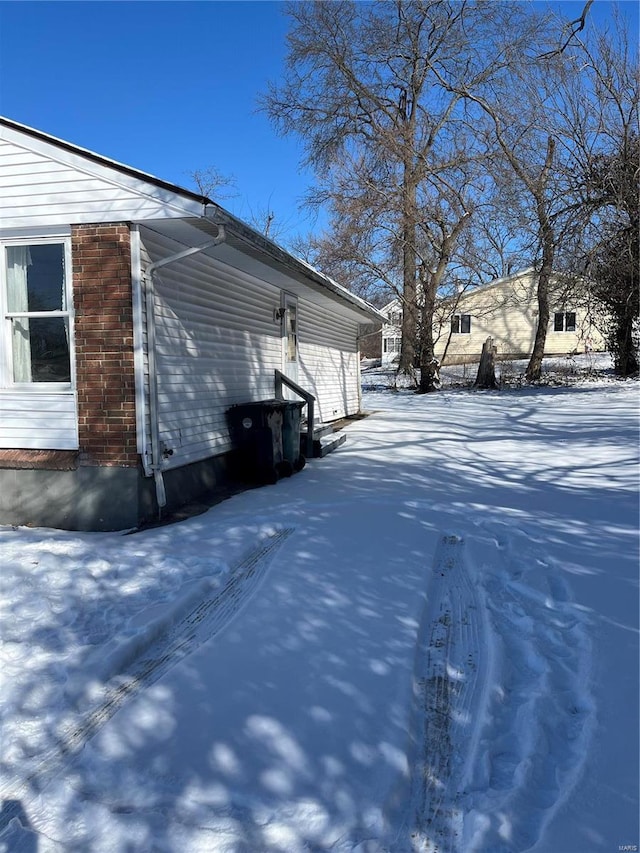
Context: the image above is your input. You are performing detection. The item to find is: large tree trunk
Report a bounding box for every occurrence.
[614,312,639,376]
[526,261,552,382]
[418,280,439,393]
[399,266,417,378]
[398,162,418,383]
[526,139,556,383]
[417,214,470,393]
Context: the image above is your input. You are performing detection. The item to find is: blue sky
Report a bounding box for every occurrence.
[0,1,637,245]
[0,1,316,238]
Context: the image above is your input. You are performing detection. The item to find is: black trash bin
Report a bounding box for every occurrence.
[281,400,306,473]
[226,400,287,485]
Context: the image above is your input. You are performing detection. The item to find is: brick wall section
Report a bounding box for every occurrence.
[73,223,138,467]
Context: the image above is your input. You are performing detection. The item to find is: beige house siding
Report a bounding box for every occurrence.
[434,270,605,365]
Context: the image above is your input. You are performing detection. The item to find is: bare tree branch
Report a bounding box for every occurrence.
[539,0,594,58]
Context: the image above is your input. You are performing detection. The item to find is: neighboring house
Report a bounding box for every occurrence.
[0,117,384,531]
[434,268,605,365]
[380,269,605,367]
[380,299,403,366]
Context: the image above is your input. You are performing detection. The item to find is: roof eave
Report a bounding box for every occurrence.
[1,115,384,325]
[199,208,386,324]
[0,115,209,207]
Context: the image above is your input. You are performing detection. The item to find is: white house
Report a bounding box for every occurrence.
[380,298,403,366]
[0,117,384,531]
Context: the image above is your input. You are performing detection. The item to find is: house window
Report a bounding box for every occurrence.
[554,311,576,332]
[384,337,401,353]
[390,311,402,325]
[451,313,471,334]
[2,240,73,385]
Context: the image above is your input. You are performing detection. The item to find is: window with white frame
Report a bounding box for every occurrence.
[451,313,471,334]
[384,337,402,353]
[553,311,576,332]
[2,239,73,385]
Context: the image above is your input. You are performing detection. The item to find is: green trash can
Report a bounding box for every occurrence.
[282,400,306,473]
[226,400,288,484]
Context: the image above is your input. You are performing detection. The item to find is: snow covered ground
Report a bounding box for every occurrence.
[0,357,638,852]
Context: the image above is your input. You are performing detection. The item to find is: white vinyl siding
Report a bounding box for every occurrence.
[0,392,77,449]
[139,227,364,470]
[0,135,201,229]
[298,297,361,423]
[0,120,375,462]
[140,228,283,471]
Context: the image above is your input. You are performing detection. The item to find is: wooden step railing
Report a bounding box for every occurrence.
[274,370,316,459]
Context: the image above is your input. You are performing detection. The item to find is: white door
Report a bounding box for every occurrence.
[281,292,299,388]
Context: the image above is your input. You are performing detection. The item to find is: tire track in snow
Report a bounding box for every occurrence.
[0,528,293,811]
[406,529,594,853]
[408,534,488,853]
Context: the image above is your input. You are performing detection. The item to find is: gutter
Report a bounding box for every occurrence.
[142,226,226,513]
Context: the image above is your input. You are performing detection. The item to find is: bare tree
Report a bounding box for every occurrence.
[262,0,551,390]
[571,15,640,375]
[190,167,299,246]
[262,0,463,383]
[189,166,237,201]
[437,5,638,382]
[438,33,588,380]
[264,0,636,386]
[415,182,472,391]
[301,145,475,390]
[540,0,594,58]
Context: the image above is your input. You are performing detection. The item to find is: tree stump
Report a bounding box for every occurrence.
[475,337,498,389]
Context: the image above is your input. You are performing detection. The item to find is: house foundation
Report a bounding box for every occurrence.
[0,452,236,532]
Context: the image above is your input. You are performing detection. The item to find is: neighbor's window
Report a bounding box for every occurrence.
[390,310,402,325]
[384,337,401,354]
[4,241,72,383]
[554,311,576,332]
[451,313,471,334]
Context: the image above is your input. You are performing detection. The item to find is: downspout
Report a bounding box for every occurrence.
[142,226,226,513]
